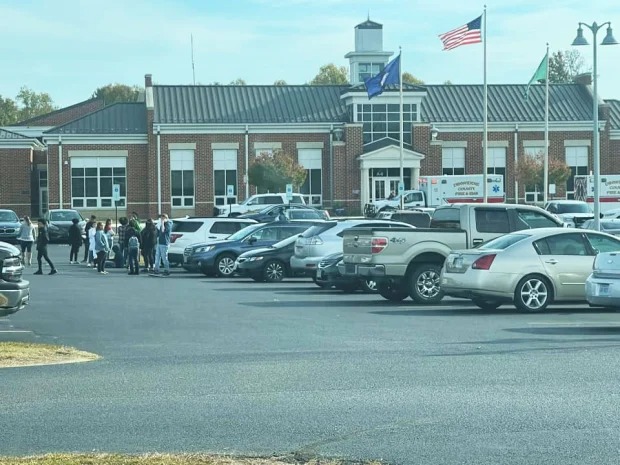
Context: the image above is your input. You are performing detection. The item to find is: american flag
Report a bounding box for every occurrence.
[439,15,482,51]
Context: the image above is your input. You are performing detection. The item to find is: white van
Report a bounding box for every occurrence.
[168,218,257,265]
[213,193,305,217]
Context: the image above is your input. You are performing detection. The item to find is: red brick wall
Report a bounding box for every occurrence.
[0,148,32,217]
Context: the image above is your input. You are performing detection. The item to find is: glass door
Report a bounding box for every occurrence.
[372,179,386,202]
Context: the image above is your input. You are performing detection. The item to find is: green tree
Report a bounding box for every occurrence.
[229,78,247,85]
[248,149,307,192]
[310,63,348,85]
[92,83,142,105]
[402,72,424,85]
[0,95,19,125]
[16,86,56,121]
[273,79,287,86]
[443,80,454,85]
[548,50,587,83]
[516,152,572,190]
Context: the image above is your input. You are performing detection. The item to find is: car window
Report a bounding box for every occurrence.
[474,209,510,233]
[210,222,240,235]
[301,222,338,238]
[279,226,308,240]
[291,195,304,204]
[0,211,19,222]
[479,234,529,250]
[172,221,202,233]
[289,210,318,219]
[584,233,620,253]
[50,211,82,221]
[430,208,460,229]
[534,233,589,256]
[227,223,263,240]
[264,195,283,204]
[557,203,591,214]
[516,209,560,229]
[248,226,279,241]
[403,192,423,203]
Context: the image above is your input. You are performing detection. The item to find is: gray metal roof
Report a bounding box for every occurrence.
[45,103,147,134]
[153,85,349,124]
[421,84,593,123]
[605,99,620,130]
[356,19,382,29]
[0,128,30,140]
[363,137,413,154]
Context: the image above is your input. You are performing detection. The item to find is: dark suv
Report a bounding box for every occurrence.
[0,241,30,316]
[183,221,322,277]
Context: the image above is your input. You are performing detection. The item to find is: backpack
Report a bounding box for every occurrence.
[128,235,139,249]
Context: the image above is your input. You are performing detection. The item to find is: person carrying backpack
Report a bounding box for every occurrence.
[125,221,141,275]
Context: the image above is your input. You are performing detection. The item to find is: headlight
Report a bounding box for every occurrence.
[249,256,264,261]
[195,245,216,253]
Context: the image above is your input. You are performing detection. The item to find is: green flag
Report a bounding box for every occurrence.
[525,53,548,99]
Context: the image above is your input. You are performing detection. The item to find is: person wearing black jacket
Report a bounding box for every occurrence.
[82,215,96,263]
[34,219,57,275]
[68,218,82,264]
[125,222,141,275]
[140,218,157,273]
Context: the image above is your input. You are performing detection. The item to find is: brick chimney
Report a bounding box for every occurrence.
[573,72,592,86]
[145,73,154,110]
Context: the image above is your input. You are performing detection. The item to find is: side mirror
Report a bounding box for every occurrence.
[248,237,257,244]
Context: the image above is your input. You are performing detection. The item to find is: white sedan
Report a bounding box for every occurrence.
[440,228,620,312]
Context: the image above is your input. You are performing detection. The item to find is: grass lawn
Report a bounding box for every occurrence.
[0,342,99,368]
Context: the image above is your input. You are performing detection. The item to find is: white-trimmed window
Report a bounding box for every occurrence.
[566,146,588,199]
[71,157,126,208]
[523,146,545,202]
[214,149,238,206]
[170,149,195,208]
[357,104,417,145]
[298,149,322,206]
[442,148,465,175]
[487,147,506,178]
[358,63,383,82]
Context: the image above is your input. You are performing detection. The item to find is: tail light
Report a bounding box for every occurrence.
[472,254,496,270]
[371,237,389,254]
[170,233,183,243]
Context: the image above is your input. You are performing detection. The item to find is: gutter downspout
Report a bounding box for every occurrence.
[245,125,249,198]
[329,124,334,208]
[514,124,519,204]
[156,125,162,214]
[58,136,63,209]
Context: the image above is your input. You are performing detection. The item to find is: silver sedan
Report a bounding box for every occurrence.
[440,228,620,312]
[586,251,620,308]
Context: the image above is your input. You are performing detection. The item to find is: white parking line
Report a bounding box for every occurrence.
[527,322,620,327]
[0,330,32,334]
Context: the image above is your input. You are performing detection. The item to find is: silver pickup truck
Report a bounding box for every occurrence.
[339,204,563,303]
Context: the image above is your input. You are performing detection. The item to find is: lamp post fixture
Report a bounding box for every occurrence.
[572,21,618,231]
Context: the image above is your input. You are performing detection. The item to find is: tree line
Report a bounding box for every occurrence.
[0,51,586,126]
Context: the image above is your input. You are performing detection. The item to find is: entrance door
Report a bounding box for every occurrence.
[372,179,386,202]
[38,168,48,217]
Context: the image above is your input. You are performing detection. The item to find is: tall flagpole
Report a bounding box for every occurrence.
[543,43,550,204]
[482,5,488,202]
[399,46,404,209]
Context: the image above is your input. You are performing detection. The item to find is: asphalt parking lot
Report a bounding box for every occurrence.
[3,244,620,465]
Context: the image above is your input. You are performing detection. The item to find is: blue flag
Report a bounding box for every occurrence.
[364,54,401,99]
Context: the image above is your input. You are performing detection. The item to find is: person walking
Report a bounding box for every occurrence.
[82,215,96,263]
[94,222,111,274]
[34,219,57,275]
[88,222,97,267]
[153,214,172,276]
[17,216,36,266]
[125,224,141,275]
[68,218,82,264]
[140,218,157,273]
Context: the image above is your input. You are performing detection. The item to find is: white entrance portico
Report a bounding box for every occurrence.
[358,144,425,207]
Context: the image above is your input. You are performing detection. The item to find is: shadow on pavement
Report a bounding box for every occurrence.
[506,326,620,336]
[240,299,403,308]
[370,306,619,317]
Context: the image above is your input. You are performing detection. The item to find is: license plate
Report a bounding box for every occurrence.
[599,284,610,295]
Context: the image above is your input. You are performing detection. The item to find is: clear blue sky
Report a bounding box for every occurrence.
[2,0,620,108]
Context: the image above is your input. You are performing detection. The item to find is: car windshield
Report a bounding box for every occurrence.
[226,223,264,241]
[557,203,591,214]
[478,233,530,250]
[50,210,83,221]
[271,234,300,248]
[0,211,19,222]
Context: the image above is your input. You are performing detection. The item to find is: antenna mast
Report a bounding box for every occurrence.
[191,34,196,85]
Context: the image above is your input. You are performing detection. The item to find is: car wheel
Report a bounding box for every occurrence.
[472,299,502,311]
[408,264,444,304]
[361,279,378,293]
[514,275,552,313]
[263,260,286,282]
[215,254,236,277]
[377,282,409,302]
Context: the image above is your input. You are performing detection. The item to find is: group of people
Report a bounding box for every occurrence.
[15,212,173,277]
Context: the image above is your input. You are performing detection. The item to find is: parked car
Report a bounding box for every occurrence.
[0,209,21,244]
[545,200,594,228]
[0,241,30,317]
[238,204,330,223]
[183,221,322,277]
[291,219,415,278]
[315,252,377,293]
[602,208,620,219]
[235,234,304,282]
[168,218,257,265]
[586,251,620,308]
[580,219,620,235]
[441,228,620,312]
[213,193,306,217]
[44,209,86,243]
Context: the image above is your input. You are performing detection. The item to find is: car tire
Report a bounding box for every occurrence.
[514,275,552,313]
[377,282,409,302]
[408,264,444,304]
[263,260,286,282]
[472,299,502,311]
[360,279,378,293]
[215,254,237,277]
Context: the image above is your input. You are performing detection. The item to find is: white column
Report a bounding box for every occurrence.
[412,167,420,190]
[360,167,370,207]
